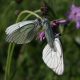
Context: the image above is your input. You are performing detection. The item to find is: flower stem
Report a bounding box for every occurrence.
[16,10,42,22]
[4,43,12,80]
[23,9,41,20]
[4,43,15,80]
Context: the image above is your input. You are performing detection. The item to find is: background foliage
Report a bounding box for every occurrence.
[0,0,80,80]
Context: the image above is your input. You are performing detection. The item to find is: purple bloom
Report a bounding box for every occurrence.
[38,32,45,41]
[58,19,67,25]
[51,19,67,28]
[68,4,80,28]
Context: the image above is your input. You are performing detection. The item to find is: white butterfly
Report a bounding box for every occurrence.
[5,19,41,44]
[42,38,64,75]
[5,18,64,75]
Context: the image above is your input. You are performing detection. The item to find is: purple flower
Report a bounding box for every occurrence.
[51,19,68,28]
[38,32,45,41]
[58,19,67,25]
[68,4,80,28]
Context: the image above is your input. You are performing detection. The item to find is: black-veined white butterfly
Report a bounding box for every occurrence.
[5,18,64,75]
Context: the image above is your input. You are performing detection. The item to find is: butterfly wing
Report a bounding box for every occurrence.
[6,19,41,44]
[42,38,64,75]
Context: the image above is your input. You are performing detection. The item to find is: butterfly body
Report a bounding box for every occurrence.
[43,18,55,48]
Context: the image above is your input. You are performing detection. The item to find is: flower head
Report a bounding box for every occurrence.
[68,4,80,28]
[51,19,68,28]
[38,32,45,41]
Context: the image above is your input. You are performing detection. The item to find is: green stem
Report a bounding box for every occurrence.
[23,9,41,20]
[16,10,42,22]
[8,43,15,79]
[4,9,42,80]
[4,43,12,80]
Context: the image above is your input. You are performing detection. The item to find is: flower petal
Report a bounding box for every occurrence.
[38,32,45,41]
[76,21,80,29]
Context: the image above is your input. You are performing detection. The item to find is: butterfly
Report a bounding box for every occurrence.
[5,18,64,75]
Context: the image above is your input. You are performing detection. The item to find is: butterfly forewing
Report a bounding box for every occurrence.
[42,38,64,75]
[6,19,41,44]
[6,21,34,35]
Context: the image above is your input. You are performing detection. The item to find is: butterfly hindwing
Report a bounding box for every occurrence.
[42,38,64,75]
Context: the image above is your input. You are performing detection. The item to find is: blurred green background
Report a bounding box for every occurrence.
[0,0,80,80]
